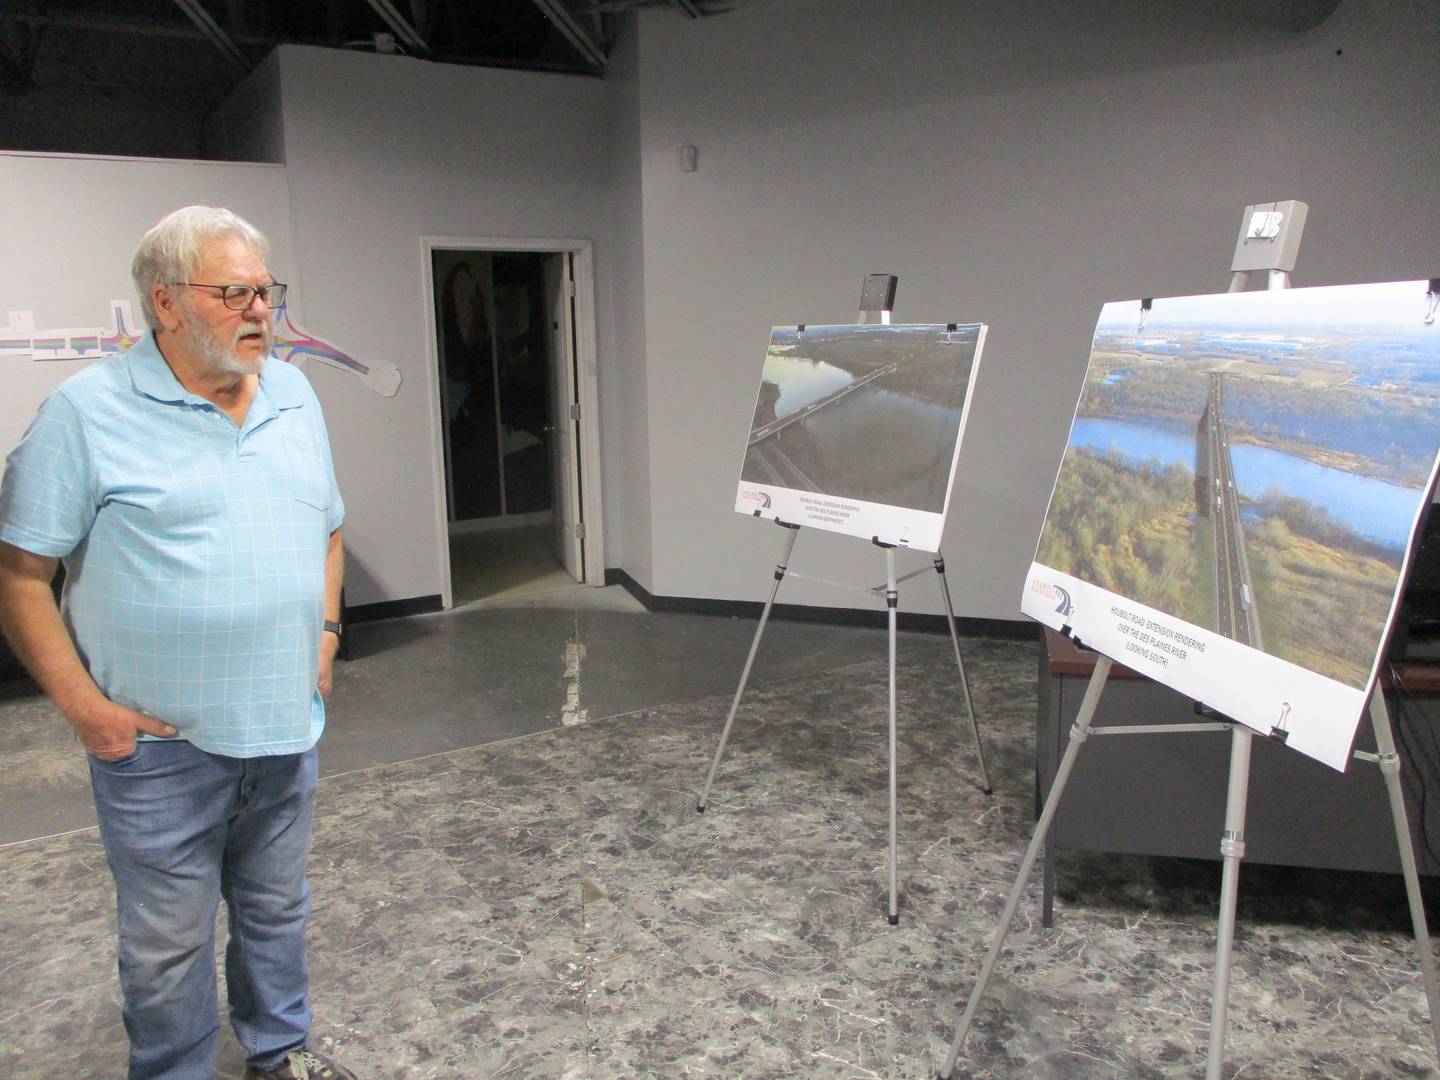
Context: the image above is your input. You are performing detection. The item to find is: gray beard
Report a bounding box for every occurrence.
[188,316,271,377]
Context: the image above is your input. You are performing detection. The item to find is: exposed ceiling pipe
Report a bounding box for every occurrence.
[362,0,431,54]
[171,0,249,72]
[528,0,608,68]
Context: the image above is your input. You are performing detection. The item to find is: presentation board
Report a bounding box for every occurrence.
[734,322,986,552]
[1023,280,1440,770]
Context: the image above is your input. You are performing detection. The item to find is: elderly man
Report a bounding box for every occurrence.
[0,207,355,1080]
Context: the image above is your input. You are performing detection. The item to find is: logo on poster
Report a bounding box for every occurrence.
[740,489,772,510]
[1029,578,1073,617]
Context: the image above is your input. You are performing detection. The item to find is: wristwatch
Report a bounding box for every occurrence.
[322,620,342,640]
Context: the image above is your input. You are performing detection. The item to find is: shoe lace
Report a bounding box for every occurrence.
[287,1051,324,1079]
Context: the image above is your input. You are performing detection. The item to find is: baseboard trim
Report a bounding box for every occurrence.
[603,568,1036,639]
[345,594,444,625]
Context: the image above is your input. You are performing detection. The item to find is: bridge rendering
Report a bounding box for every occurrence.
[745,359,902,490]
[747,360,899,446]
[1199,372,1264,648]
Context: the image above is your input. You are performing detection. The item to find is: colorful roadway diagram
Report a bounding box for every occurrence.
[1,301,402,397]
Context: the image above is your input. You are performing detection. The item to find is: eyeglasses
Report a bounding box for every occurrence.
[178,282,288,310]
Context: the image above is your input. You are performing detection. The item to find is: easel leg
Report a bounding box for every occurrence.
[1042,837,1056,929]
[1368,693,1440,1068]
[696,525,800,812]
[934,555,993,794]
[1206,726,1254,1080]
[938,656,1111,1079]
[887,548,900,924]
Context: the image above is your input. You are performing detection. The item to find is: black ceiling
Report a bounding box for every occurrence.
[0,0,743,102]
[0,0,1344,159]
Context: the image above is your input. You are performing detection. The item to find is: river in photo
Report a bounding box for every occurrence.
[761,355,855,419]
[795,387,962,511]
[1069,416,1423,549]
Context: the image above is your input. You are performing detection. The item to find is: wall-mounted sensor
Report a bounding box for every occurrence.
[679,145,698,173]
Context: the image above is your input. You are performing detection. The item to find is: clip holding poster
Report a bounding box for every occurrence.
[734,322,987,552]
[1023,279,1440,771]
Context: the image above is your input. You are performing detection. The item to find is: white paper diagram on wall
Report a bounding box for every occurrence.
[1,301,402,397]
[273,305,402,397]
[1022,279,1440,772]
[1,301,144,361]
[734,322,987,552]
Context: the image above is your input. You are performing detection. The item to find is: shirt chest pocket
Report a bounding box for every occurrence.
[283,435,331,511]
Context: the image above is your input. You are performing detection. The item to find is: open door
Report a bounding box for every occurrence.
[544,253,583,581]
[425,237,603,607]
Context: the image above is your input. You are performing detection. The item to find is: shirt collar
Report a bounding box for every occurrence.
[127,331,191,404]
[127,330,303,410]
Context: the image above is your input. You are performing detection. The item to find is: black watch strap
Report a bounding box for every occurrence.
[323,619,342,639]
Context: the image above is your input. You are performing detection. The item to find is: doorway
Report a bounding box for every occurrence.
[423,238,600,607]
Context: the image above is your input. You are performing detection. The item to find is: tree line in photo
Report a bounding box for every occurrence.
[1085,343,1440,488]
[1038,446,1397,688]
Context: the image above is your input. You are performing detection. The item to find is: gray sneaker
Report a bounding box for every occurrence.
[245,1049,358,1080]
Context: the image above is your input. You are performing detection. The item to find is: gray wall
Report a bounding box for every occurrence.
[205,52,286,165]
[631,0,1440,619]
[267,45,625,607]
[603,21,654,586]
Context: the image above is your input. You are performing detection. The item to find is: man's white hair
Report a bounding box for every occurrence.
[131,206,270,329]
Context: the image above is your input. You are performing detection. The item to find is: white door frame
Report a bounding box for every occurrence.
[419,235,605,608]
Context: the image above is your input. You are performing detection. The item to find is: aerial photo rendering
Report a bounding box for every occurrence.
[1035,280,1440,688]
[739,322,981,514]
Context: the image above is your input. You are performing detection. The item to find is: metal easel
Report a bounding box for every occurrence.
[938,201,1440,1079]
[697,274,993,926]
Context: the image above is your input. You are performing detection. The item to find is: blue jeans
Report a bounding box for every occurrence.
[89,740,317,1080]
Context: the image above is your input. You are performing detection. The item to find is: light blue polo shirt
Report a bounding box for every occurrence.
[0,331,344,757]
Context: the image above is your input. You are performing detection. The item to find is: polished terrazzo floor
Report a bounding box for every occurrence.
[2,588,1439,1078]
